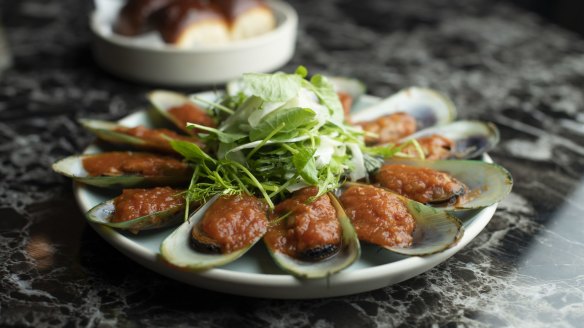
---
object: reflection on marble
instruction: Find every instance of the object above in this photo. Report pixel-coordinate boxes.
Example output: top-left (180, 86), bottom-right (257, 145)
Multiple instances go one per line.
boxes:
top-left (1, 0), bottom-right (584, 326)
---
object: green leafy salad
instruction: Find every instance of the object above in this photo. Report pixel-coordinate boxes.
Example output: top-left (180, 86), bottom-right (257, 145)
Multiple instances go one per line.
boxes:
top-left (170, 67), bottom-right (402, 209)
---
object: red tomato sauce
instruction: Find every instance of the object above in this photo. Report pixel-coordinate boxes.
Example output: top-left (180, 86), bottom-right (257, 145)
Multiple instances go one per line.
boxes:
top-left (264, 187), bottom-right (341, 259)
top-left (115, 125), bottom-right (199, 153)
top-left (82, 152), bottom-right (191, 177)
top-left (376, 164), bottom-right (466, 204)
top-left (112, 187), bottom-right (184, 223)
top-left (340, 184), bottom-right (415, 248)
top-left (358, 113), bottom-right (417, 145)
top-left (196, 194), bottom-right (268, 253)
top-left (168, 103), bottom-right (216, 133)
top-left (400, 134), bottom-right (454, 160)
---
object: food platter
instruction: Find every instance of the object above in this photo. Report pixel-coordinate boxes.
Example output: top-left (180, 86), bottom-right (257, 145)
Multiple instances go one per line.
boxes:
top-left (73, 93), bottom-right (498, 299)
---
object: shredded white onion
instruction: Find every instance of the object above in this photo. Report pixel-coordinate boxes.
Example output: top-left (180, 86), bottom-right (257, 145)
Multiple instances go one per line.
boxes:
top-left (315, 135), bottom-right (343, 168)
top-left (347, 143), bottom-right (366, 181)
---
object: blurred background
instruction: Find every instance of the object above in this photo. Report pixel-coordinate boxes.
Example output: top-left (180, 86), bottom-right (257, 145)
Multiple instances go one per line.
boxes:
top-left (510, 0), bottom-right (584, 35)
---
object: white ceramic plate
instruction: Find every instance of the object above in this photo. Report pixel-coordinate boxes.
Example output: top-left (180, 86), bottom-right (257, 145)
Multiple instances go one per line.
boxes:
top-left (74, 94), bottom-right (497, 299)
top-left (90, 0), bottom-right (298, 86)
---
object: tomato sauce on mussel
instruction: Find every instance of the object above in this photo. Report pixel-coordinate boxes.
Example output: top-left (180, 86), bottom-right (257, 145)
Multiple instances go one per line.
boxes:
top-left (375, 164), bottom-right (467, 205)
top-left (357, 112), bottom-right (417, 145)
top-left (114, 125), bottom-right (199, 153)
top-left (264, 187), bottom-right (342, 261)
top-left (190, 194), bottom-right (268, 254)
top-left (337, 92), bottom-right (353, 120)
top-left (400, 134), bottom-right (454, 160)
top-left (82, 152), bottom-right (191, 177)
top-left (340, 184), bottom-right (415, 248)
top-left (111, 187), bottom-right (185, 223)
top-left (167, 102), bottom-right (216, 133)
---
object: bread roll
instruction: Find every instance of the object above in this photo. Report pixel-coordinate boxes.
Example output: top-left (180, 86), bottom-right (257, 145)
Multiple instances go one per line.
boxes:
top-left (214, 0), bottom-right (276, 40)
top-left (155, 0), bottom-right (230, 47)
top-left (113, 0), bottom-right (275, 46)
top-left (114, 0), bottom-right (177, 36)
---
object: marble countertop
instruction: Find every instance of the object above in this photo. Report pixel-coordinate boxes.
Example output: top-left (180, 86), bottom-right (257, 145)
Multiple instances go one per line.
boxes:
top-left (1, 0), bottom-right (584, 326)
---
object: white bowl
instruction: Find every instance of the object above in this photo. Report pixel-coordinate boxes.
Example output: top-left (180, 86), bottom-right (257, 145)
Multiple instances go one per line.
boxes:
top-left (90, 0), bottom-right (298, 86)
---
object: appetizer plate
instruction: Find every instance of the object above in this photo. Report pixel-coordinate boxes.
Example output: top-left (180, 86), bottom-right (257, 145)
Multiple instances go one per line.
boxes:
top-left (74, 94), bottom-right (497, 299)
top-left (90, 0), bottom-right (297, 86)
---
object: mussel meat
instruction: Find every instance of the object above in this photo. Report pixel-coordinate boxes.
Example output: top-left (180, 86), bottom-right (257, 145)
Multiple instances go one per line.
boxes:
top-left (265, 187), bottom-right (342, 261)
top-left (160, 194), bottom-right (269, 270)
top-left (189, 194), bottom-right (268, 254)
top-left (351, 87), bottom-right (457, 144)
top-left (148, 90), bottom-right (216, 135)
top-left (377, 159), bottom-right (513, 211)
top-left (398, 134), bottom-right (455, 160)
top-left (52, 151), bottom-right (192, 188)
top-left (80, 119), bottom-right (201, 154)
top-left (86, 187), bottom-right (187, 233)
top-left (399, 120), bottom-right (500, 160)
top-left (339, 183), bottom-right (462, 255)
top-left (375, 164), bottom-right (467, 206)
top-left (264, 188), bottom-right (361, 278)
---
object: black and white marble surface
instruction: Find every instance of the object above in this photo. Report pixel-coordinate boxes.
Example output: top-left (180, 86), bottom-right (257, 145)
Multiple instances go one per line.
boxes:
top-left (2, 0), bottom-right (584, 326)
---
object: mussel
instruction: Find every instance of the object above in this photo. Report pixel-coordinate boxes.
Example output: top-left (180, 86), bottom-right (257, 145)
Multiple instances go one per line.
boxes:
top-left (399, 120), bottom-right (500, 160)
top-left (350, 87), bottom-right (457, 143)
top-left (160, 194), bottom-right (269, 270)
top-left (327, 76), bottom-right (366, 102)
top-left (86, 187), bottom-right (187, 233)
top-left (79, 119), bottom-right (201, 154)
top-left (52, 151), bottom-right (192, 188)
top-left (339, 183), bottom-right (463, 255)
top-left (148, 90), bottom-right (217, 135)
top-left (327, 76), bottom-right (366, 117)
top-left (376, 159), bottom-right (513, 211)
top-left (376, 163), bottom-right (466, 205)
top-left (263, 188), bottom-right (361, 279)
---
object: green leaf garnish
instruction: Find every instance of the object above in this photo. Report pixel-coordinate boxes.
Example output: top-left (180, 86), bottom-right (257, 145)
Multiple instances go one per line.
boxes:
top-left (304, 75), bottom-right (344, 125)
top-left (249, 107), bottom-right (316, 141)
top-left (187, 123), bottom-right (246, 143)
top-left (242, 72), bottom-right (303, 102)
top-left (170, 140), bottom-right (215, 164)
top-left (177, 66), bottom-right (377, 208)
top-left (292, 148), bottom-right (319, 185)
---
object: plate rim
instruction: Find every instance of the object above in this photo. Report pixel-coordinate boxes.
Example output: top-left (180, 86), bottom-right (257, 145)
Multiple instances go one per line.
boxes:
top-left (73, 93), bottom-right (498, 299)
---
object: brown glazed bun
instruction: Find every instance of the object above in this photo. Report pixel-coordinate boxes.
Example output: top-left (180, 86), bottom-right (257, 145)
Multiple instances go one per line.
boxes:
top-left (214, 0), bottom-right (276, 40)
top-left (113, 0), bottom-right (275, 46)
top-left (114, 0), bottom-right (178, 36)
top-left (155, 0), bottom-right (231, 47)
